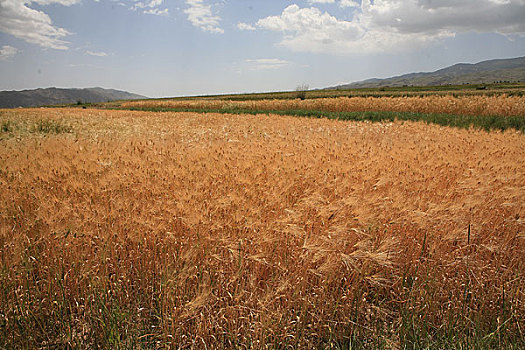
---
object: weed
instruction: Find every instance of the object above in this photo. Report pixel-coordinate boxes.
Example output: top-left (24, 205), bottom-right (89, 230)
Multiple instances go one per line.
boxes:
top-left (1, 120), bottom-right (13, 133)
top-left (33, 119), bottom-right (72, 134)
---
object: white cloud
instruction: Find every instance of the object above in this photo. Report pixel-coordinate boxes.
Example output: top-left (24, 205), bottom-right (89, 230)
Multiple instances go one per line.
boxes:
top-left (131, 0), bottom-right (168, 15)
top-left (245, 58), bottom-right (291, 70)
top-left (184, 0), bottom-right (224, 34)
top-left (339, 0), bottom-right (359, 8)
top-left (238, 22), bottom-right (256, 31)
top-left (308, 0), bottom-right (335, 3)
top-left (0, 45), bottom-right (19, 60)
top-left (255, 1), bottom-right (525, 55)
top-left (144, 7), bottom-right (168, 15)
top-left (0, 0), bottom-right (78, 50)
top-left (147, 0), bottom-right (163, 7)
top-left (256, 5), bottom-right (369, 54)
top-left (86, 50), bottom-right (108, 57)
top-left (132, 0), bottom-right (162, 9)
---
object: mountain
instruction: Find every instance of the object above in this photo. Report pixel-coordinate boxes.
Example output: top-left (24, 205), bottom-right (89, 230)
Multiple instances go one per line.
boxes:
top-left (0, 87), bottom-right (146, 108)
top-left (329, 57), bottom-right (525, 90)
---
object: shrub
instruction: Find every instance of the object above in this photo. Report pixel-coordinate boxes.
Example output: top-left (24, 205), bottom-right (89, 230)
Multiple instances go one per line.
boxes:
top-left (296, 84), bottom-right (309, 100)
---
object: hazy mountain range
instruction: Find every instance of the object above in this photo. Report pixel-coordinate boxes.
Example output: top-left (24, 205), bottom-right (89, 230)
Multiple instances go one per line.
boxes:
top-left (329, 56), bottom-right (525, 89)
top-left (0, 87), bottom-right (146, 108)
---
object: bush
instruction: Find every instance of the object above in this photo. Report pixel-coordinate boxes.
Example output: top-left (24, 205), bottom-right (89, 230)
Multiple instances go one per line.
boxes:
top-left (296, 84), bottom-right (309, 100)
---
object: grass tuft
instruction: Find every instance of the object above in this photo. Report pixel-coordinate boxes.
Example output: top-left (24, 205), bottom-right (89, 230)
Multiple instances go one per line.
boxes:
top-left (33, 119), bottom-right (73, 134)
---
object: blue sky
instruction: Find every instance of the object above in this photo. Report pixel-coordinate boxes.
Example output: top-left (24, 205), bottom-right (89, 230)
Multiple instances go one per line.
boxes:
top-left (1, 0), bottom-right (524, 97)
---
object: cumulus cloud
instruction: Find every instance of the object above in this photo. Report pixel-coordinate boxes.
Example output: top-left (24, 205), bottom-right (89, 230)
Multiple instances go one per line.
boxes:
top-left (0, 0), bottom-right (78, 49)
top-left (0, 45), bottom-right (19, 60)
top-left (256, 5), bottom-right (369, 53)
top-left (238, 22), bottom-right (256, 31)
top-left (245, 58), bottom-right (290, 70)
top-left (184, 0), bottom-right (223, 34)
top-left (255, 1), bottom-right (525, 55)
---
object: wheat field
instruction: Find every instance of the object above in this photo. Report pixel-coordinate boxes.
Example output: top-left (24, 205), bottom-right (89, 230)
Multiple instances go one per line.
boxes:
top-left (121, 94), bottom-right (525, 117)
top-left (0, 108), bottom-right (524, 348)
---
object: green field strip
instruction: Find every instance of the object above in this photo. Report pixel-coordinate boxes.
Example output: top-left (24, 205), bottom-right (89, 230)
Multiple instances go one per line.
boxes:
top-left (120, 107), bottom-right (525, 133)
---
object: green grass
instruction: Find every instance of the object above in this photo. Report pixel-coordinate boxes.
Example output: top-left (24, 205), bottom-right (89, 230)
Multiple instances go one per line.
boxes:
top-left (122, 107), bottom-right (525, 133)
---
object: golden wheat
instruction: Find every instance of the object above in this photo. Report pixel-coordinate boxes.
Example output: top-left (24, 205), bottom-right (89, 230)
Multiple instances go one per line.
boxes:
top-left (0, 108), bottom-right (524, 348)
top-left (121, 94), bottom-right (525, 116)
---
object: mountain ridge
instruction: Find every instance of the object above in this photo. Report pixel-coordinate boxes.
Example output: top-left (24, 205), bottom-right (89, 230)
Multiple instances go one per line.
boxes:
top-left (328, 56), bottom-right (525, 90)
top-left (0, 87), bottom-right (146, 108)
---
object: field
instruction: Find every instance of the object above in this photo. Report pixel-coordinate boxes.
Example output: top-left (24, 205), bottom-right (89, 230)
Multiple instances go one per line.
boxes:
top-left (121, 94), bottom-right (525, 117)
top-left (0, 97), bottom-right (524, 348)
top-left (118, 93), bottom-right (525, 133)
top-left (114, 82), bottom-right (525, 101)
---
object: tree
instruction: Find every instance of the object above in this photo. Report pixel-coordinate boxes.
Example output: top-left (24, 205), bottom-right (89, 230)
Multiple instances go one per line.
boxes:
top-left (295, 84), bottom-right (309, 100)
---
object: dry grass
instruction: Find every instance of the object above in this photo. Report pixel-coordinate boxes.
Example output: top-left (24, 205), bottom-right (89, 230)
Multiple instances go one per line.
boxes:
top-left (0, 108), bottom-right (524, 348)
top-left (121, 94), bottom-right (525, 117)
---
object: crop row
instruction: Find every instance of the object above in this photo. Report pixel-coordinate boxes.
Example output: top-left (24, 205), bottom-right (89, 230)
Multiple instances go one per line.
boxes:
top-left (121, 95), bottom-right (525, 117)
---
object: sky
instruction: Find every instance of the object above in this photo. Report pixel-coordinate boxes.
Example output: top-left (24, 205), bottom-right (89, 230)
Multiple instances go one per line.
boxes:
top-left (1, 0), bottom-right (525, 97)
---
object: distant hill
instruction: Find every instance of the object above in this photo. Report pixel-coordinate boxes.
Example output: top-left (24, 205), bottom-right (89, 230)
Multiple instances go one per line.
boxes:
top-left (0, 87), bottom-right (146, 108)
top-left (329, 57), bottom-right (525, 90)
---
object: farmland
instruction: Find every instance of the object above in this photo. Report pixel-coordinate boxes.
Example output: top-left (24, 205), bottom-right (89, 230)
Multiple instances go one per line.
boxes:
top-left (115, 82), bottom-right (525, 101)
top-left (1, 96), bottom-right (524, 348)
top-left (119, 94), bottom-right (525, 133)
top-left (121, 94), bottom-right (525, 117)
